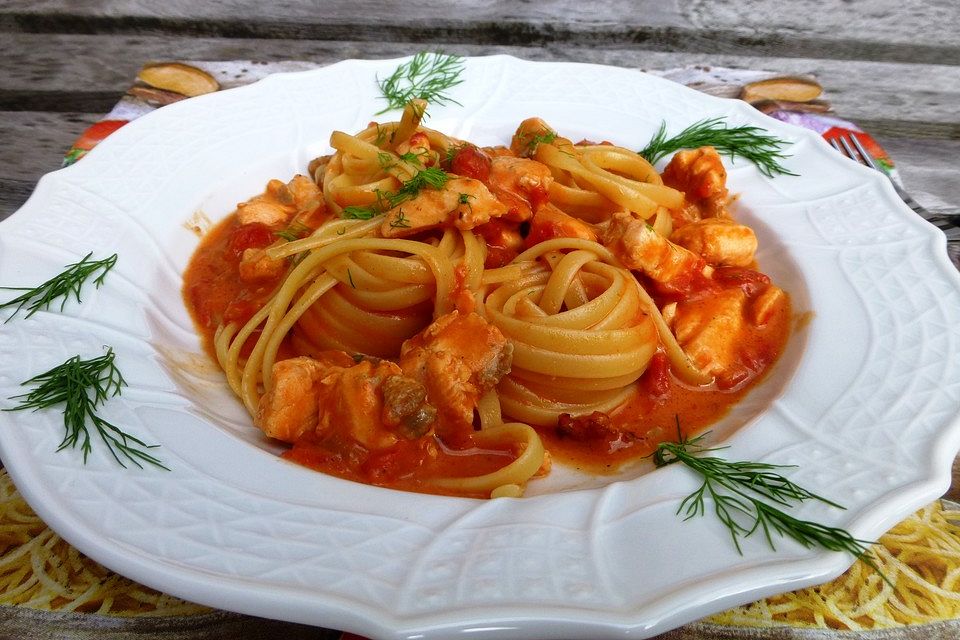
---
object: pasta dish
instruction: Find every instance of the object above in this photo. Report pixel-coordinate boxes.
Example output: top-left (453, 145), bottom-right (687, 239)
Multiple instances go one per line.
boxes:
top-left (183, 100), bottom-right (791, 498)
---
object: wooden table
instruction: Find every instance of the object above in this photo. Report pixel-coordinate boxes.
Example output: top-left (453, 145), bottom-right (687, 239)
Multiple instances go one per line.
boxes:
top-left (0, 0), bottom-right (959, 635)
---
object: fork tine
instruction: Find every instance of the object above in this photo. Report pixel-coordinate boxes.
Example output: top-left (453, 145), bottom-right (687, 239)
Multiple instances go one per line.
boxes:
top-left (849, 133), bottom-right (881, 172)
top-left (837, 135), bottom-right (862, 164)
top-left (828, 130), bottom-right (960, 235)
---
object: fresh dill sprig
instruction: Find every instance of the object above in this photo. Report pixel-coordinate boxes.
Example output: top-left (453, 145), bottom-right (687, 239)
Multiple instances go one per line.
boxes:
top-left (377, 52), bottom-right (465, 114)
top-left (397, 150), bottom-right (428, 166)
top-left (444, 143), bottom-right (468, 164)
top-left (4, 348), bottom-right (167, 470)
top-left (654, 424), bottom-right (883, 578)
top-left (394, 166), bottom-right (450, 197)
top-left (341, 205), bottom-right (379, 220)
top-left (0, 252), bottom-right (118, 323)
top-left (638, 117), bottom-right (796, 178)
top-left (339, 167), bottom-right (451, 221)
top-left (274, 223), bottom-right (310, 242)
top-left (374, 123), bottom-right (389, 146)
top-left (377, 151), bottom-right (395, 169)
top-left (519, 130), bottom-right (557, 157)
top-left (378, 150), bottom-right (428, 172)
top-left (389, 210), bottom-right (412, 229)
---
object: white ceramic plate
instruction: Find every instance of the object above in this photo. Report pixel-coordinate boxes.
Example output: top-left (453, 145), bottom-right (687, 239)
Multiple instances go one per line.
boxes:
top-left (1, 56), bottom-right (959, 640)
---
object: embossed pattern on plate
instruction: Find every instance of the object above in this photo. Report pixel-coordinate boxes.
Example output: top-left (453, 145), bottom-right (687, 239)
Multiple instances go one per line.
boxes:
top-left (0, 56), bottom-right (959, 640)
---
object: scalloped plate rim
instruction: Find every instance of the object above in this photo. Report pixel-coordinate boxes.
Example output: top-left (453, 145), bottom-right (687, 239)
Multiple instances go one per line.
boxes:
top-left (0, 55), bottom-right (958, 640)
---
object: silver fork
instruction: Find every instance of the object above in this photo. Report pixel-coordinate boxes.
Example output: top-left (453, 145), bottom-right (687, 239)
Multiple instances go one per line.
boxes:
top-left (829, 132), bottom-right (960, 266)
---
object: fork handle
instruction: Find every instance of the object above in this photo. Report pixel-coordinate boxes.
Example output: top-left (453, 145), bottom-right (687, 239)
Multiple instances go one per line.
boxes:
top-left (889, 180), bottom-right (960, 226)
top-left (890, 180), bottom-right (933, 218)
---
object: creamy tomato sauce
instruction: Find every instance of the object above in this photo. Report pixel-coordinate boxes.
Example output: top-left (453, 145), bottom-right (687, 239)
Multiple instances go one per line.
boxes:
top-left (184, 212), bottom-right (791, 488)
top-left (182, 117), bottom-right (793, 498)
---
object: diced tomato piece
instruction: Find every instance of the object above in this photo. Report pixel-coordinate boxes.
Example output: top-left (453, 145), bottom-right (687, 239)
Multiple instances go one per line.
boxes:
top-left (450, 263), bottom-right (477, 313)
top-left (407, 132), bottom-right (430, 149)
top-left (362, 441), bottom-right (425, 483)
top-left (73, 120), bottom-right (128, 151)
top-left (527, 184), bottom-right (550, 211)
top-left (639, 351), bottom-right (671, 399)
top-left (474, 219), bottom-right (523, 268)
top-left (712, 267), bottom-right (770, 297)
top-left (450, 145), bottom-right (492, 182)
top-left (644, 261), bottom-right (715, 302)
top-left (557, 411), bottom-right (614, 440)
top-left (283, 444), bottom-right (334, 468)
top-left (524, 204), bottom-right (597, 248)
top-left (229, 223), bottom-right (275, 257)
top-left (362, 447), bottom-right (405, 482)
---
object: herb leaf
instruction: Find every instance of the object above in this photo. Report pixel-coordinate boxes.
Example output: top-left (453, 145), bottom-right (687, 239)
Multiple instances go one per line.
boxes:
top-left (274, 224), bottom-right (309, 242)
top-left (394, 166), bottom-right (450, 198)
top-left (654, 425), bottom-right (883, 577)
top-left (339, 167), bottom-right (451, 221)
top-left (0, 252), bottom-right (118, 323)
top-left (377, 52), bottom-right (465, 114)
top-left (519, 130), bottom-right (557, 157)
top-left (4, 348), bottom-right (167, 470)
top-left (341, 205), bottom-right (379, 220)
top-left (389, 209), bottom-right (412, 229)
top-left (638, 117), bottom-right (796, 178)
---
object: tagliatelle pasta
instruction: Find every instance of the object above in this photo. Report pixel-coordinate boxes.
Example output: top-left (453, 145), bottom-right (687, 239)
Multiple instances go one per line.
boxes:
top-left (709, 501), bottom-right (960, 630)
top-left (182, 101), bottom-right (793, 498)
top-left (0, 469), bottom-right (208, 616)
top-left (4, 458), bottom-right (957, 629)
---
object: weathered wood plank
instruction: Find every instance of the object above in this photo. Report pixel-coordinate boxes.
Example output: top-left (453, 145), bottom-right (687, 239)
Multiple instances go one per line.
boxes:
top-left (0, 111), bottom-right (97, 182)
top-left (0, 179), bottom-right (35, 222)
top-left (1, 33), bottom-right (959, 139)
top-left (0, 0), bottom-right (958, 64)
top-left (878, 137), bottom-right (960, 216)
top-left (0, 90), bottom-right (123, 112)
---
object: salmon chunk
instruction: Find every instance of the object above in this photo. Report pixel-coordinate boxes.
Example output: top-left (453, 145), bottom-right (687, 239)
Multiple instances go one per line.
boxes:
top-left (314, 360), bottom-right (407, 451)
top-left (238, 247), bottom-right (286, 281)
top-left (237, 199), bottom-right (293, 227)
top-left (399, 311), bottom-right (513, 437)
top-left (239, 174), bottom-right (321, 227)
top-left (602, 210), bottom-right (702, 284)
top-left (485, 156), bottom-right (554, 221)
top-left (661, 146), bottom-right (730, 221)
top-left (255, 354), bottom-right (352, 443)
top-left (670, 218), bottom-right (758, 267)
top-left (525, 202), bottom-right (598, 247)
top-left (380, 177), bottom-right (508, 238)
top-left (285, 174), bottom-right (324, 214)
top-left (256, 351), bottom-right (439, 451)
top-left (670, 288), bottom-right (749, 387)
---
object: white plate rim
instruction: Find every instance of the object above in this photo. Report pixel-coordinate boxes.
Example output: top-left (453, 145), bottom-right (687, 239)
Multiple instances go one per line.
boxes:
top-left (0, 55), bottom-right (959, 639)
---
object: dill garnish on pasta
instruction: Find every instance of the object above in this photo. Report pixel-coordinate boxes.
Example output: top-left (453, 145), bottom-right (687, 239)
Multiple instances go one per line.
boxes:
top-left (376, 52), bottom-right (465, 113)
top-left (639, 117), bottom-right (796, 178)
